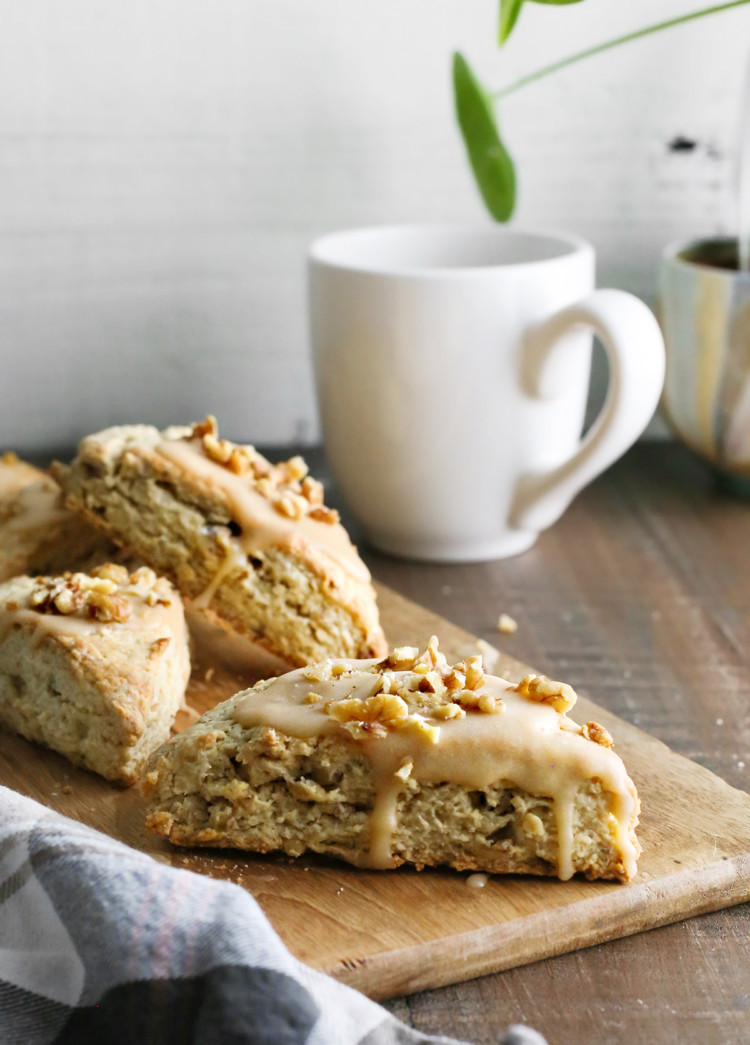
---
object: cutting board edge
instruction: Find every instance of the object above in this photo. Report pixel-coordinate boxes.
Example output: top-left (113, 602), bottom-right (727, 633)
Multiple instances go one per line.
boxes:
top-left (325, 850), bottom-right (750, 1000)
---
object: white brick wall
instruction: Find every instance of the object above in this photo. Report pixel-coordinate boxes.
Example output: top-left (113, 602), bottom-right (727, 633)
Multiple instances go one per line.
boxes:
top-left (0, 0), bottom-right (747, 452)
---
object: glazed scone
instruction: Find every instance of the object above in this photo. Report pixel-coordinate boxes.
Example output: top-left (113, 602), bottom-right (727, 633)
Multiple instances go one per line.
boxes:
top-left (0, 565), bottom-right (191, 784)
top-left (143, 638), bottom-right (640, 881)
top-left (53, 417), bottom-right (386, 667)
top-left (0, 452), bottom-right (116, 582)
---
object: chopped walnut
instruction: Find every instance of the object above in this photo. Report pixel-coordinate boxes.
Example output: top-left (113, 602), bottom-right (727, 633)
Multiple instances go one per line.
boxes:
top-left (514, 674), bottom-right (577, 713)
top-left (277, 455), bottom-right (309, 483)
top-left (400, 715), bottom-right (441, 744)
top-left (454, 689), bottom-right (504, 714)
top-left (308, 506), bottom-right (340, 524)
top-left (581, 721), bottom-right (614, 748)
top-left (128, 566), bottom-right (158, 590)
top-left (432, 702), bottom-right (466, 720)
top-left (443, 667), bottom-right (466, 691)
top-left (191, 415), bottom-right (218, 439)
top-left (329, 694), bottom-right (410, 737)
top-left (188, 417), bottom-right (340, 526)
top-left (203, 434), bottom-right (234, 465)
top-left (383, 646), bottom-right (419, 671)
top-left (301, 476), bottom-right (325, 506)
top-left (302, 660), bottom-right (332, 683)
top-left (317, 637), bottom-right (505, 742)
top-left (477, 692), bottom-right (504, 714)
top-left (255, 477), bottom-right (275, 499)
top-left (90, 563), bottom-right (130, 585)
top-left (87, 590), bottom-right (132, 623)
top-left (417, 670), bottom-right (445, 695)
top-left (20, 565), bottom-right (173, 624)
top-left (225, 448), bottom-right (248, 475)
top-left (274, 492), bottom-right (307, 521)
top-left (413, 635), bottom-right (448, 672)
top-left (28, 575), bottom-right (88, 615)
top-left (463, 656), bottom-right (485, 690)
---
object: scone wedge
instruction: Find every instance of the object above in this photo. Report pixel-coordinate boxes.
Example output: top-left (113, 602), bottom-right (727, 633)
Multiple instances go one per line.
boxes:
top-left (54, 417), bottom-right (386, 667)
top-left (0, 565), bottom-right (190, 784)
top-left (143, 638), bottom-right (640, 881)
top-left (0, 452), bottom-right (116, 582)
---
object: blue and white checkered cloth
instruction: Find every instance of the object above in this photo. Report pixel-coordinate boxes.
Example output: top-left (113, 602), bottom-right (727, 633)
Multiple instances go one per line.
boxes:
top-left (0, 786), bottom-right (547, 1045)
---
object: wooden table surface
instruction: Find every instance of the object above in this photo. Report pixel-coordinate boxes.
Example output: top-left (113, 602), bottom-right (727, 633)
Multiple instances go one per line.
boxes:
top-left (330, 442), bottom-right (750, 1045)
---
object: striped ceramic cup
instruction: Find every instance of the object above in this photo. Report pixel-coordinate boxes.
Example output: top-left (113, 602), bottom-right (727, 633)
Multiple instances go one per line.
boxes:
top-left (661, 238), bottom-right (750, 492)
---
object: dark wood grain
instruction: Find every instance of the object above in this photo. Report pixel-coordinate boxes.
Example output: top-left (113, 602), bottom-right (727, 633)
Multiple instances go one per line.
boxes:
top-left (362, 444), bottom-right (750, 1045)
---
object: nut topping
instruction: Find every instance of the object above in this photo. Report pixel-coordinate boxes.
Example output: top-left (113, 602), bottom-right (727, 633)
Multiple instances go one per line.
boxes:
top-left (314, 637), bottom-right (505, 743)
top-left (514, 674), bottom-right (577, 713)
top-left (188, 416), bottom-right (338, 525)
top-left (581, 721), bottom-right (614, 748)
top-left (17, 565), bottom-right (174, 624)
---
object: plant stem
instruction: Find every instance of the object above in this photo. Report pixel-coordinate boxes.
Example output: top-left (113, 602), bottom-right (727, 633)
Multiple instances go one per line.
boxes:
top-left (494, 0), bottom-right (750, 99)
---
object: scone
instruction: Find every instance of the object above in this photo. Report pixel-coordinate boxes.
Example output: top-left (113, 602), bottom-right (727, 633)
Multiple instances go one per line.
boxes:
top-left (0, 565), bottom-right (190, 784)
top-left (0, 452), bottom-right (116, 582)
top-left (53, 417), bottom-right (386, 667)
top-left (143, 638), bottom-right (640, 881)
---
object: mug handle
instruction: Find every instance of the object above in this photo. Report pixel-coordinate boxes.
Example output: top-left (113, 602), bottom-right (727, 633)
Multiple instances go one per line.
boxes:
top-left (510, 289), bottom-right (665, 533)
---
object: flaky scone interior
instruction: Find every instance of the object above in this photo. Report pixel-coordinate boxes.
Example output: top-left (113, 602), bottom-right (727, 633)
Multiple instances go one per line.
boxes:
top-left (53, 417), bottom-right (386, 667)
top-left (143, 637), bottom-right (640, 881)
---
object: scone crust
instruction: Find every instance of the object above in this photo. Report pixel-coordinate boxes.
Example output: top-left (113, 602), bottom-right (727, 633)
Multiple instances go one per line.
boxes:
top-left (0, 569), bottom-right (191, 784)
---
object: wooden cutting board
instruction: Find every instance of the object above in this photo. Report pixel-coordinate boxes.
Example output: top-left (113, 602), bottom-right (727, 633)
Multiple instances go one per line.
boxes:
top-left (2, 583), bottom-right (750, 1001)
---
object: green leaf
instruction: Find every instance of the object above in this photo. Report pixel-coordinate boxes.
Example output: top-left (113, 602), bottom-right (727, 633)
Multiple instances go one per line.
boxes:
top-left (452, 52), bottom-right (516, 222)
top-left (499, 0), bottom-right (525, 44)
top-left (500, 0), bottom-right (584, 45)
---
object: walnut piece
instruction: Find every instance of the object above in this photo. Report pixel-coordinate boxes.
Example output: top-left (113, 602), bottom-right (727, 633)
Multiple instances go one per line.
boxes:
top-left (308, 506), bottom-right (340, 524)
top-left (87, 590), bottom-right (132, 623)
top-left (191, 415), bottom-right (218, 439)
top-left (514, 674), bottom-right (577, 713)
top-left (90, 563), bottom-right (130, 585)
top-left (581, 721), bottom-right (614, 748)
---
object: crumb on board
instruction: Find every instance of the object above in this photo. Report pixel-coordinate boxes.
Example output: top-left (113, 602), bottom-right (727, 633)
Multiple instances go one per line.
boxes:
top-left (497, 613), bottom-right (518, 635)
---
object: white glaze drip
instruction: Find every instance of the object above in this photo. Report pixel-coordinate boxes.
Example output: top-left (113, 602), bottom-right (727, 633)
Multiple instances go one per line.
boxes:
top-left (156, 439), bottom-right (371, 591)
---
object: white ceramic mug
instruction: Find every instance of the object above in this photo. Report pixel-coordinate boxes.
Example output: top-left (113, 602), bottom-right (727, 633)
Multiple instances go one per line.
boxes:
top-left (309, 225), bottom-right (665, 562)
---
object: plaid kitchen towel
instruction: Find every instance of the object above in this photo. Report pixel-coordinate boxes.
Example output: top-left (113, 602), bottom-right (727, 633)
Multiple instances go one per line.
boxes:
top-left (0, 786), bottom-right (547, 1045)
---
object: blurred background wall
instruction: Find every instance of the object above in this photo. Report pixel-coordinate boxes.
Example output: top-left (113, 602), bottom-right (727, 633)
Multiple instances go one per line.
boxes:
top-left (1, 0), bottom-right (748, 453)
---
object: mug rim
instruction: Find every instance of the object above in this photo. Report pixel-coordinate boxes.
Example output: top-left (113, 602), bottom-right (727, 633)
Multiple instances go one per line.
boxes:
top-left (662, 235), bottom-right (749, 278)
top-left (308, 223), bottom-right (593, 277)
